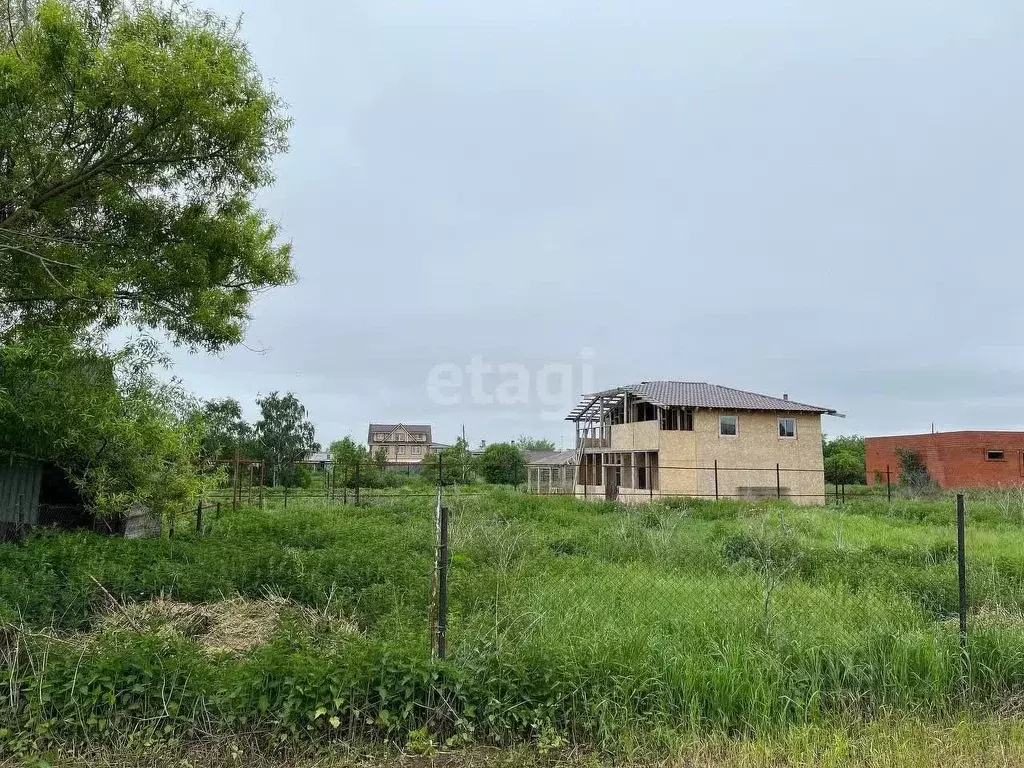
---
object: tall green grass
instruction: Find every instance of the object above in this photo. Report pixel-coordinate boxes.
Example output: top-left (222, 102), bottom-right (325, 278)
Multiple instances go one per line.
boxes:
top-left (2, 489), bottom-right (1024, 756)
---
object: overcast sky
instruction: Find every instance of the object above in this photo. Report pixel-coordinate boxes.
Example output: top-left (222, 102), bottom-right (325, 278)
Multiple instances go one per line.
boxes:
top-left (168, 0), bottom-right (1024, 449)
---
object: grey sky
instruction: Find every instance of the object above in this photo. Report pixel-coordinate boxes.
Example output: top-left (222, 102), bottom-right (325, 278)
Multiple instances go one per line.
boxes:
top-left (170, 0), bottom-right (1024, 448)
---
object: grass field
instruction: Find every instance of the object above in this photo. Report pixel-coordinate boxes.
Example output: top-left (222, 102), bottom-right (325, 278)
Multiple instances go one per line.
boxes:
top-left (2, 488), bottom-right (1024, 762)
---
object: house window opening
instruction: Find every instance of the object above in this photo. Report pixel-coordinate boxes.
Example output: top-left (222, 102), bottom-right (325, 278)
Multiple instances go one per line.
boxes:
top-left (779, 418), bottom-right (796, 438)
top-left (661, 407), bottom-right (694, 431)
top-left (987, 450), bottom-right (1005, 461)
top-left (720, 415), bottom-right (738, 436)
top-left (634, 401), bottom-right (658, 422)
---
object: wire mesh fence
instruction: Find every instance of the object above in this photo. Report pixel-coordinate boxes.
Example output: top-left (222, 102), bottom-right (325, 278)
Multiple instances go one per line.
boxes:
top-left (424, 487), bottom-right (1024, 712)
top-left (197, 456), bottom-right (915, 511)
top-left (4, 449), bottom-right (1024, 716)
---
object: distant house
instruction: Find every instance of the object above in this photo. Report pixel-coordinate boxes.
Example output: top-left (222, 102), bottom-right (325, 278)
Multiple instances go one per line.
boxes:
top-left (305, 450), bottom-right (332, 471)
top-left (525, 450), bottom-right (577, 495)
top-left (567, 381), bottom-right (840, 504)
top-left (367, 423), bottom-right (435, 465)
top-left (866, 431), bottom-right (1024, 489)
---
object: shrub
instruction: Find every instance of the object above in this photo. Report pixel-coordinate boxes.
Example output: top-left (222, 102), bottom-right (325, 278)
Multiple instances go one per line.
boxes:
top-left (477, 443), bottom-right (527, 486)
top-left (897, 448), bottom-right (940, 497)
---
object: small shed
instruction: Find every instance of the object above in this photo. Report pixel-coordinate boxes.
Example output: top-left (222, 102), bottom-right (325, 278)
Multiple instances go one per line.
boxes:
top-left (525, 450), bottom-right (578, 495)
top-left (0, 454), bottom-right (43, 528)
top-left (0, 453), bottom-right (94, 538)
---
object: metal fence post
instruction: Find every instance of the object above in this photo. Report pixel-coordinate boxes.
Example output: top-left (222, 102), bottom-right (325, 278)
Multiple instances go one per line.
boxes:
top-left (841, 482), bottom-right (845, 504)
top-left (714, 460), bottom-right (719, 501)
top-left (354, 462), bottom-right (360, 506)
top-left (776, 463), bottom-right (781, 500)
top-left (957, 493), bottom-right (968, 653)
top-left (196, 501), bottom-right (203, 535)
top-left (886, 465), bottom-right (892, 502)
top-left (436, 504), bottom-right (450, 660)
top-left (169, 509), bottom-right (175, 538)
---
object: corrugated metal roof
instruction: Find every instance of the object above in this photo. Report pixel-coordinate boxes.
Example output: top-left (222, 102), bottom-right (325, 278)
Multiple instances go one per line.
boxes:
top-left (568, 381), bottom-right (838, 420)
top-left (525, 450), bottom-right (578, 465)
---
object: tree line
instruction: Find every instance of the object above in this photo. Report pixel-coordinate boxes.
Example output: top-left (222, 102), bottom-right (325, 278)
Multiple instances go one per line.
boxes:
top-left (327, 437), bottom-right (545, 488)
top-left (199, 394), bottom-right (319, 487)
top-left (199, 389), bottom-right (556, 489)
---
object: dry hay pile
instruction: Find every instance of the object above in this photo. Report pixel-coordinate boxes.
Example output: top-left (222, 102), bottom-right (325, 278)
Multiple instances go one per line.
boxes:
top-left (96, 591), bottom-right (358, 654)
top-left (969, 604), bottom-right (1024, 630)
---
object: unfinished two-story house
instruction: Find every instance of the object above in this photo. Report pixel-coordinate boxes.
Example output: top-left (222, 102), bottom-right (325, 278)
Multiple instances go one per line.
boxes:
top-left (567, 382), bottom-right (840, 505)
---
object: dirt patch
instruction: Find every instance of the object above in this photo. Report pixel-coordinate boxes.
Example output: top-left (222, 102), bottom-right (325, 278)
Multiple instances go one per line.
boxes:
top-left (97, 594), bottom-right (358, 654)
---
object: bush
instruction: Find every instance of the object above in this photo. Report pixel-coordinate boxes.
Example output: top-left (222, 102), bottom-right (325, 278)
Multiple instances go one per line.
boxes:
top-left (897, 448), bottom-right (940, 497)
top-left (477, 443), bottom-right (526, 485)
top-left (822, 435), bottom-right (866, 484)
top-left (280, 463), bottom-right (313, 488)
top-left (825, 452), bottom-right (863, 486)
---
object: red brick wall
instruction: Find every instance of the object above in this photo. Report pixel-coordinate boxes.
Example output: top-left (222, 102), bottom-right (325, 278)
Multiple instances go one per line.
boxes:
top-left (865, 432), bottom-right (1024, 489)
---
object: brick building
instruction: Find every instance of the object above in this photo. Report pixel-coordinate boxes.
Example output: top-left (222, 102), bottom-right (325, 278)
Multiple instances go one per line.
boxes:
top-left (865, 431), bottom-right (1024, 489)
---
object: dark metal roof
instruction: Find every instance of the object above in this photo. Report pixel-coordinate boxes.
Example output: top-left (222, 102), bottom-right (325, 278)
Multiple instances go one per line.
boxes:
top-left (567, 381), bottom-right (839, 420)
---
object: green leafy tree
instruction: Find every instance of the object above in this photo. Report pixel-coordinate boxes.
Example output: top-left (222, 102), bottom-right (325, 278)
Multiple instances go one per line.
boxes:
top-left (824, 452), bottom-right (863, 486)
top-left (328, 436), bottom-right (407, 490)
top-left (0, 332), bottom-right (206, 517)
top-left (0, 0), bottom-right (293, 349)
top-left (0, 0), bottom-right (293, 516)
top-left (329, 436), bottom-right (364, 469)
top-left (478, 442), bottom-right (527, 486)
top-left (373, 446), bottom-right (389, 470)
top-left (423, 437), bottom-right (476, 484)
top-left (199, 397), bottom-right (253, 463)
top-left (821, 434), bottom-right (866, 484)
top-left (517, 436), bottom-right (556, 451)
top-left (254, 391), bottom-right (318, 487)
top-left (330, 436), bottom-right (370, 487)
